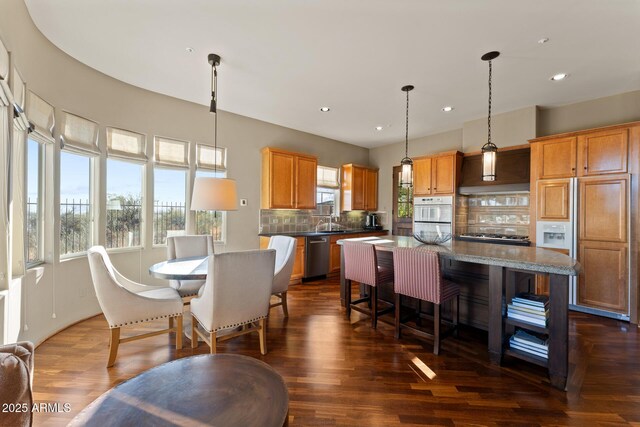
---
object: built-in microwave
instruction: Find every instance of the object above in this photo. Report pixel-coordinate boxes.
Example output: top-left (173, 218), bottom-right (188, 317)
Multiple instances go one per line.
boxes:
top-left (413, 196), bottom-right (453, 223)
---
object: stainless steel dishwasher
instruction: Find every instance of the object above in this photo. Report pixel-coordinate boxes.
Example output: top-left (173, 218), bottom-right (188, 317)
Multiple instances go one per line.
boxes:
top-left (304, 235), bottom-right (330, 278)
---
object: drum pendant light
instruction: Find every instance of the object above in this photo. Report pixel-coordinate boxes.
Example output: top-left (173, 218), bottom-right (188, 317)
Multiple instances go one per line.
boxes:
top-left (481, 51), bottom-right (500, 182)
top-left (398, 85), bottom-right (414, 188)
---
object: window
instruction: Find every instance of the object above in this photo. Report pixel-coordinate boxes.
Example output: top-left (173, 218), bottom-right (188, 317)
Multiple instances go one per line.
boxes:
top-left (194, 170), bottom-right (226, 242)
top-left (153, 168), bottom-right (186, 245)
top-left (397, 186), bottom-right (413, 218)
top-left (59, 151), bottom-right (92, 256)
top-left (316, 166), bottom-right (340, 215)
top-left (26, 138), bottom-right (43, 264)
top-left (106, 159), bottom-right (143, 248)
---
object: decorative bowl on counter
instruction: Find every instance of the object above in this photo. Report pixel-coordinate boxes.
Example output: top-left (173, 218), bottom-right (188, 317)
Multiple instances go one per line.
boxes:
top-left (413, 231), bottom-right (452, 245)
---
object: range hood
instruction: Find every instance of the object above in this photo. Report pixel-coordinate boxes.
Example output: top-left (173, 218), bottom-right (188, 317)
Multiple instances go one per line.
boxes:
top-left (458, 148), bottom-right (531, 195)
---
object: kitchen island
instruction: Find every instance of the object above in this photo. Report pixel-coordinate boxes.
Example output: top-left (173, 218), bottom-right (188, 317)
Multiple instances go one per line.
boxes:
top-left (337, 235), bottom-right (581, 390)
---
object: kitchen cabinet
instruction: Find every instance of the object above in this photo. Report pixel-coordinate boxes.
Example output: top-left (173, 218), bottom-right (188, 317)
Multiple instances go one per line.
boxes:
top-left (577, 128), bottom-right (628, 177)
top-left (578, 175), bottom-right (628, 243)
top-left (259, 236), bottom-right (306, 284)
top-left (261, 147), bottom-right (317, 209)
top-left (578, 240), bottom-right (628, 314)
top-left (413, 151), bottom-right (462, 196)
top-left (341, 164), bottom-right (378, 211)
top-left (537, 179), bottom-right (571, 221)
top-left (535, 129), bottom-right (629, 180)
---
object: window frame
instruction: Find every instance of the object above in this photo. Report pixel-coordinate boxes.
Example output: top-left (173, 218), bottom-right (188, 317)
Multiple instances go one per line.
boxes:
top-left (152, 165), bottom-right (188, 247)
top-left (25, 135), bottom-right (45, 267)
top-left (58, 150), bottom-right (94, 260)
top-left (105, 157), bottom-right (145, 251)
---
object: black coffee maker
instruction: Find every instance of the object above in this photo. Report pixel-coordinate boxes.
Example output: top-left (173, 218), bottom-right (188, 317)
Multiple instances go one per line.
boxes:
top-left (365, 213), bottom-right (381, 230)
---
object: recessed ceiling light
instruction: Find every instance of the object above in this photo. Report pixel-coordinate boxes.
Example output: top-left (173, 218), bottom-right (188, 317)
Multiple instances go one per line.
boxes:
top-left (538, 38), bottom-right (549, 44)
top-left (319, 107), bottom-right (330, 112)
top-left (550, 73), bottom-right (569, 81)
top-left (185, 47), bottom-right (194, 53)
top-left (375, 126), bottom-right (384, 131)
top-left (441, 106), bottom-right (454, 112)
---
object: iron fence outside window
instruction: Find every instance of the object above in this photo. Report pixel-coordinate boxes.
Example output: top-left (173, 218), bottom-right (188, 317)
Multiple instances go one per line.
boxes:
top-left (26, 198), bottom-right (40, 263)
top-left (153, 201), bottom-right (186, 245)
top-left (106, 201), bottom-right (142, 248)
top-left (60, 199), bottom-right (91, 255)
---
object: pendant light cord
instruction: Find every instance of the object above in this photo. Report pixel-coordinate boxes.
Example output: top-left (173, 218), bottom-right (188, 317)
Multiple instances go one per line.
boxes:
top-left (405, 88), bottom-right (409, 157)
top-left (487, 59), bottom-right (492, 145)
top-left (212, 63), bottom-right (218, 174)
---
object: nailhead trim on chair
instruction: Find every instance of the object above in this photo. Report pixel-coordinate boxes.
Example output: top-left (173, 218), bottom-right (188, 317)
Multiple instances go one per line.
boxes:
top-left (191, 315), bottom-right (268, 334)
top-left (109, 312), bottom-right (183, 328)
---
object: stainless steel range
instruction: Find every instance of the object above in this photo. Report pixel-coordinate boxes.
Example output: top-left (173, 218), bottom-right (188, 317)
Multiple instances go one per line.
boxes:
top-left (457, 233), bottom-right (531, 246)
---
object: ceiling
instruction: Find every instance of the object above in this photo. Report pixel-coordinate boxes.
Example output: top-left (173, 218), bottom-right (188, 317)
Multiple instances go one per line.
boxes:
top-left (25, 0), bottom-right (640, 148)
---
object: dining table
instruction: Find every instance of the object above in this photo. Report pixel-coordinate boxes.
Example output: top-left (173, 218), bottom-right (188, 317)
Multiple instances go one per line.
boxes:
top-left (337, 235), bottom-right (581, 390)
top-left (148, 255), bottom-right (208, 281)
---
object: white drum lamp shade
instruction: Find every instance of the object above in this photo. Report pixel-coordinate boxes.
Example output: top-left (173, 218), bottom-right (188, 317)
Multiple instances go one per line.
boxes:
top-left (191, 177), bottom-right (238, 211)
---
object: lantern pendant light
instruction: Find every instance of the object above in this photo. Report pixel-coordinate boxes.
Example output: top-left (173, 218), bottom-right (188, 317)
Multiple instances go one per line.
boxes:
top-left (481, 51), bottom-right (500, 182)
top-left (399, 85), bottom-right (415, 188)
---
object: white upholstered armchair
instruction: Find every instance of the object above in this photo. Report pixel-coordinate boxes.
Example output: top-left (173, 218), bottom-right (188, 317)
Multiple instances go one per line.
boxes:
top-left (190, 249), bottom-right (276, 355)
top-left (167, 235), bottom-right (214, 301)
top-left (87, 246), bottom-right (184, 367)
top-left (268, 235), bottom-right (296, 317)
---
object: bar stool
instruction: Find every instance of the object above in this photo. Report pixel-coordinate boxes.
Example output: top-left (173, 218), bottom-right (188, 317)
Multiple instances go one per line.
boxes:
top-left (392, 247), bottom-right (459, 355)
top-left (343, 241), bottom-right (394, 329)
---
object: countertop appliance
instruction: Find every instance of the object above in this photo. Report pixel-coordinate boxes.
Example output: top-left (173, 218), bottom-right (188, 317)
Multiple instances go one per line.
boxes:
top-left (304, 235), bottom-right (330, 279)
top-left (413, 196), bottom-right (453, 235)
top-left (457, 233), bottom-right (531, 246)
top-left (536, 176), bottom-right (630, 320)
top-left (365, 213), bottom-right (382, 230)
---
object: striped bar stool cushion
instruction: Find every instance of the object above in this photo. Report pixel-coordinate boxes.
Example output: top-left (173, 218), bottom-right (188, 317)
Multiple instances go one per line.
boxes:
top-left (343, 241), bottom-right (391, 287)
top-left (392, 247), bottom-right (459, 304)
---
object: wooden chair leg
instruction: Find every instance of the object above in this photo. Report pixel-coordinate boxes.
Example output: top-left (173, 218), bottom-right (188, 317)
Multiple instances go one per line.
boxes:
top-left (175, 315), bottom-right (183, 350)
top-left (169, 317), bottom-right (174, 329)
top-left (190, 313), bottom-right (198, 349)
top-left (371, 286), bottom-right (378, 329)
top-left (107, 327), bottom-right (120, 368)
top-left (259, 318), bottom-right (267, 355)
top-left (394, 293), bottom-right (401, 339)
top-left (209, 332), bottom-right (217, 354)
top-left (433, 303), bottom-right (441, 355)
top-left (345, 279), bottom-right (352, 319)
top-left (281, 291), bottom-right (289, 318)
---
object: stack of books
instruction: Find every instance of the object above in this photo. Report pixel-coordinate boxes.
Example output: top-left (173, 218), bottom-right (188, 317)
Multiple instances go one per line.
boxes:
top-left (509, 329), bottom-right (548, 359)
top-left (507, 293), bottom-right (549, 327)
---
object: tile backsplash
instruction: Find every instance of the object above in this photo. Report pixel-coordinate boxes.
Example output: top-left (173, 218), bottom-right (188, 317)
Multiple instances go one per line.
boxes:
top-left (259, 208), bottom-right (368, 234)
top-left (456, 193), bottom-right (530, 237)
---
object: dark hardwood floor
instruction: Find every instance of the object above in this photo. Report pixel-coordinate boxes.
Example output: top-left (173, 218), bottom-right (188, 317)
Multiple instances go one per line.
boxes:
top-left (32, 277), bottom-right (640, 426)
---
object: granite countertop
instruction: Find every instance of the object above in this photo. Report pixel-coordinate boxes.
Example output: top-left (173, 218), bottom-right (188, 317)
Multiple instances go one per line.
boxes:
top-left (258, 229), bottom-right (388, 238)
top-left (337, 235), bottom-right (580, 276)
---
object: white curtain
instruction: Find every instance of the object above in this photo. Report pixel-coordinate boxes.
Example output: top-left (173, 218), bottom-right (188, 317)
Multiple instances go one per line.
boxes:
top-left (10, 128), bottom-right (25, 277)
top-left (196, 143), bottom-right (226, 172)
top-left (154, 136), bottom-right (189, 168)
top-left (59, 111), bottom-right (100, 156)
top-left (106, 127), bottom-right (147, 163)
top-left (0, 103), bottom-right (10, 289)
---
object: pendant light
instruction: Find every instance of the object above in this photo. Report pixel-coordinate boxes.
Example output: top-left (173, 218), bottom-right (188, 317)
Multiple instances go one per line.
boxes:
top-left (398, 85), bottom-right (414, 188)
top-left (481, 51), bottom-right (499, 182)
top-left (191, 54), bottom-right (238, 250)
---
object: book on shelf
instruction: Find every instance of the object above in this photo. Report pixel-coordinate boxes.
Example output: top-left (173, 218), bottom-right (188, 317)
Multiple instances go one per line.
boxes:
top-left (507, 304), bottom-right (549, 317)
top-left (507, 312), bottom-right (547, 327)
top-left (513, 293), bottom-right (549, 307)
top-left (509, 340), bottom-right (548, 359)
top-left (512, 330), bottom-right (549, 352)
top-left (510, 301), bottom-right (548, 312)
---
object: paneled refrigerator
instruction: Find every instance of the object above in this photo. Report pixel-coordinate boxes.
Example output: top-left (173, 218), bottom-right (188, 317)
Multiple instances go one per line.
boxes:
top-left (536, 174), bottom-right (630, 320)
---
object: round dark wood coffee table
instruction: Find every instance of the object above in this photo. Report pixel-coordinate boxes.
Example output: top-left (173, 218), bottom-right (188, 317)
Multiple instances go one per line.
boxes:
top-left (69, 354), bottom-right (289, 427)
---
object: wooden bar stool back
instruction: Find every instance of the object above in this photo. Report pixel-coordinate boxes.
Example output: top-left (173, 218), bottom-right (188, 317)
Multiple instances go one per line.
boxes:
top-left (392, 247), bottom-right (460, 354)
top-left (343, 241), bottom-right (394, 328)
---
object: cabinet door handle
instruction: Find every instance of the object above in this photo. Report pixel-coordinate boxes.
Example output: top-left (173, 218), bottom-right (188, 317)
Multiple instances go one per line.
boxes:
top-left (584, 166), bottom-right (587, 170)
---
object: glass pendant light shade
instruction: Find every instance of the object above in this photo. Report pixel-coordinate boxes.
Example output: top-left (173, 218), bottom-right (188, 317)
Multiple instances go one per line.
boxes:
top-left (481, 142), bottom-right (497, 181)
top-left (399, 157), bottom-right (413, 188)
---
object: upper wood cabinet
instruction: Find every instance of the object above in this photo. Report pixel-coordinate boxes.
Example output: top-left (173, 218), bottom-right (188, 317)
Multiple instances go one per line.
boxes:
top-left (261, 147), bottom-right (317, 209)
top-left (537, 137), bottom-right (577, 179)
top-left (341, 164), bottom-right (378, 211)
top-left (533, 128), bottom-right (629, 180)
top-left (537, 179), bottom-right (571, 221)
top-left (577, 128), bottom-right (628, 177)
top-left (413, 151), bottom-right (462, 196)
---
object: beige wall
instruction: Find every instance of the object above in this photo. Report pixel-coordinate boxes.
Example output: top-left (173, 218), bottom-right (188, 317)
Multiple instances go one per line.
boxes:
top-left (0, 0), bottom-right (368, 345)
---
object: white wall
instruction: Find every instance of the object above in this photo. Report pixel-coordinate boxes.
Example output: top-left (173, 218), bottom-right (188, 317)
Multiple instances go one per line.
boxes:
top-left (0, 0), bottom-right (369, 346)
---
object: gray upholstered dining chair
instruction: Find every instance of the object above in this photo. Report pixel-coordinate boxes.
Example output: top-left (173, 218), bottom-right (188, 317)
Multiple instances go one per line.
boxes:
top-left (87, 246), bottom-right (184, 367)
top-left (190, 249), bottom-right (276, 355)
top-left (268, 235), bottom-right (297, 317)
top-left (0, 341), bottom-right (34, 427)
top-left (167, 235), bottom-right (214, 302)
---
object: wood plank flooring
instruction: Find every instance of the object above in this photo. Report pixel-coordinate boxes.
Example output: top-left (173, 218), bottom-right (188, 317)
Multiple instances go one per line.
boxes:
top-left (30, 277), bottom-right (640, 426)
